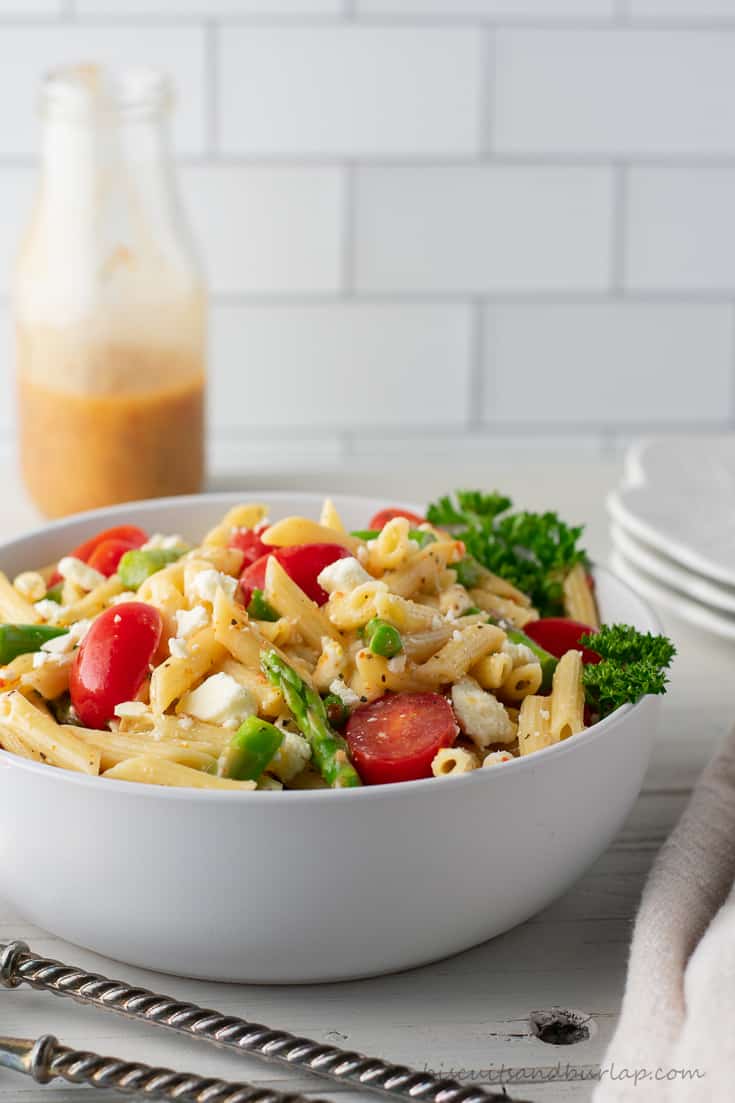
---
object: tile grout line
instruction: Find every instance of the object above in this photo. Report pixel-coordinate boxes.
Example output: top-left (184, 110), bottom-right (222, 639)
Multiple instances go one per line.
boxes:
top-left (205, 20), bottom-right (219, 159)
top-left (611, 162), bottom-right (628, 295)
top-left (341, 163), bottom-right (357, 297)
top-left (482, 26), bottom-right (496, 156)
top-left (470, 300), bottom-right (489, 430)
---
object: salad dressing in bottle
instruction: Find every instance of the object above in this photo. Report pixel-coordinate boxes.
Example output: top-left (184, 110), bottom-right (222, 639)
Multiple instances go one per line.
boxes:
top-left (14, 65), bottom-right (206, 518)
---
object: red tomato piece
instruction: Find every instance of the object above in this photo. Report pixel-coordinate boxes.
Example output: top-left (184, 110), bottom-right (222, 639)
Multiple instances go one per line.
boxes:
top-left (368, 507), bottom-right (425, 531)
top-left (70, 603), bottom-right (163, 730)
top-left (346, 692), bottom-right (458, 785)
top-left (86, 537), bottom-right (138, 577)
top-left (524, 618), bottom-right (601, 665)
top-left (228, 524), bottom-right (269, 568)
top-left (50, 525), bottom-right (149, 586)
top-left (240, 543), bottom-right (350, 607)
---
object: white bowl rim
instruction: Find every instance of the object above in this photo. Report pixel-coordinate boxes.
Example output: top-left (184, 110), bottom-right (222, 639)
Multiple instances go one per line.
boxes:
top-left (0, 490), bottom-right (661, 805)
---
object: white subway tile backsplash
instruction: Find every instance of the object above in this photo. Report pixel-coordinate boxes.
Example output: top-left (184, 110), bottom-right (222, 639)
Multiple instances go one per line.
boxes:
top-left (629, 1), bottom-right (735, 18)
top-left (0, 26), bottom-right (206, 156)
top-left (355, 165), bottom-right (613, 292)
top-left (0, 168), bottom-right (35, 295)
top-left (626, 168), bottom-right (735, 291)
top-left (181, 165), bottom-right (344, 295)
top-left (76, 1), bottom-right (344, 14)
top-left (494, 30), bottom-right (735, 155)
top-left (210, 302), bottom-right (472, 429)
top-left (356, 0), bottom-right (614, 17)
top-left (218, 26), bottom-right (483, 155)
top-left (485, 304), bottom-right (733, 424)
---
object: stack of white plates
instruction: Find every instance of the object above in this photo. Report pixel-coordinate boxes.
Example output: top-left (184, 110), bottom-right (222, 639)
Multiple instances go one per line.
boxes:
top-left (608, 436), bottom-right (735, 641)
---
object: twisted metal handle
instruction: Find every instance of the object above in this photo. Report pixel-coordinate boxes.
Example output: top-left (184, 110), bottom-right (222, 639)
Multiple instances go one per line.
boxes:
top-left (0, 1032), bottom-right (332, 1102)
top-left (0, 940), bottom-right (527, 1103)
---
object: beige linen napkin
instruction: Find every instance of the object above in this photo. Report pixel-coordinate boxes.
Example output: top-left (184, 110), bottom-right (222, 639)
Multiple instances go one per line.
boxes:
top-left (594, 725), bottom-right (735, 1103)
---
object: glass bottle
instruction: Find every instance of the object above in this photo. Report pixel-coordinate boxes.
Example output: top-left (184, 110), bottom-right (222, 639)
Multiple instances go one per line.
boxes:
top-left (14, 64), bottom-right (206, 518)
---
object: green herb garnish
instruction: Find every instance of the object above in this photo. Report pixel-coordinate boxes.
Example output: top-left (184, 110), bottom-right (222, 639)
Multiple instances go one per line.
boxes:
top-left (580, 623), bottom-right (676, 718)
top-left (427, 490), bottom-right (587, 617)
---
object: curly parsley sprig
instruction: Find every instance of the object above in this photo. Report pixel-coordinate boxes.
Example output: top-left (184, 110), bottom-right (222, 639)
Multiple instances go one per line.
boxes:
top-left (580, 624), bottom-right (676, 719)
top-left (426, 490), bottom-right (588, 617)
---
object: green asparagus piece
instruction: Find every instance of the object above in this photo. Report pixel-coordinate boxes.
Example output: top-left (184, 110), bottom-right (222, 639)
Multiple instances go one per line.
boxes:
top-left (323, 693), bottom-right (350, 727)
top-left (247, 588), bottom-right (279, 622)
top-left (453, 556), bottom-right (483, 589)
top-left (0, 624), bottom-right (68, 665)
top-left (261, 650), bottom-right (362, 788)
top-left (217, 716), bottom-right (283, 781)
top-left (350, 528), bottom-right (437, 549)
top-left (505, 626), bottom-right (557, 691)
top-left (44, 582), bottom-right (64, 604)
top-left (364, 617), bottom-right (403, 659)
top-left (118, 547), bottom-right (183, 590)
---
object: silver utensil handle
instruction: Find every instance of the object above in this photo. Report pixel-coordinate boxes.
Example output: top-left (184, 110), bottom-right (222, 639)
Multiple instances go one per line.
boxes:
top-left (0, 1031), bottom-right (331, 1102)
top-left (0, 940), bottom-right (527, 1103)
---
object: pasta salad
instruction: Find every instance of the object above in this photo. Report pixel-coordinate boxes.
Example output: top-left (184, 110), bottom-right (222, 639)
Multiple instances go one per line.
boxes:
top-left (0, 494), bottom-right (675, 791)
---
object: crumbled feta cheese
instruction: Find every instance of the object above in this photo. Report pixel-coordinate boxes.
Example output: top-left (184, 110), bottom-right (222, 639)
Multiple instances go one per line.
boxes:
top-left (175, 604), bottom-right (210, 639)
top-left (34, 599), bottom-right (64, 623)
top-left (502, 639), bottom-right (537, 667)
top-left (329, 678), bottom-right (361, 709)
top-left (268, 730), bottom-right (312, 782)
top-left (178, 673), bottom-right (257, 730)
top-left (142, 533), bottom-right (189, 553)
top-left (317, 556), bottom-right (373, 595)
top-left (177, 715), bottom-right (194, 730)
top-left (452, 629), bottom-right (463, 642)
top-left (40, 619), bottom-right (90, 655)
top-left (451, 675), bottom-right (516, 749)
top-left (169, 637), bottom-right (189, 660)
top-left (111, 591), bottom-right (138, 605)
top-left (114, 701), bottom-right (149, 718)
top-left (387, 653), bottom-right (407, 674)
top-left (58, 556), bottom-right (105, 592)
top-left (32, 651), bottom-right (54, 668)
top-left (191, 569), bottom-right (238, 606)
top-left (482, 750), bottom-right (514, 768)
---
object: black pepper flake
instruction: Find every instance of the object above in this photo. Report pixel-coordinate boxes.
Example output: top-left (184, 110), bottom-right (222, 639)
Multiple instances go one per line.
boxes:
top-left (360, 695), bottom-right (368, 703)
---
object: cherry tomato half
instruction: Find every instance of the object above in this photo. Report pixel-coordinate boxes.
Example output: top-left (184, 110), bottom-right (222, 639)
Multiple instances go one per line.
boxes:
top-left (346, 692), bottom-right (458, 785)
top-left (228, 524), bottom-right (269, 569)
top-left (240, 543), bottom-right (350, 607)
top-left (368, 507), bottom-right (425, 531)
top-left (50, 525), bottom-right (149, 586)
top-left (86, 537), bottom-right (139, 577)
top-left (70, 603), bottom-right (163, 730)
top-left (524, 618), bottom-right (601, 665)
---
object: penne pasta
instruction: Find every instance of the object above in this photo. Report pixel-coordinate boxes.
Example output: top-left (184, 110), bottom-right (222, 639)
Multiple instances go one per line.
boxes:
top-left (261, 517), bottom-right (358, 554)
top-left (550, 649), bottom-right (586, 742)
top-left (150, 626), bottom-right (226, 714)
top-left (517, 695), bottom-right (556, 756)
top-left (0, 691), bottom-right (100, 774)
top-left (0, 570), bottom-right (42, 624)
top-left (203, 503), bottom-right (268, 547)
top-left (265, 556), bottom-right (340, 648)
top-left (57, 575), bottom-right (124, 626)
top-left (104, 755), bottom-right (256, 790)
top-left (414, 624), bottom-right (505, 687)
top-left (563, 562), bottom-right (600, 630)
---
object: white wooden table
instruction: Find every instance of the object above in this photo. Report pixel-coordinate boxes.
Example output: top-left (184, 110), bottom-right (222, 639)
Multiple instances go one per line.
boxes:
top-left (0, 460), bottom-right (726, 1102)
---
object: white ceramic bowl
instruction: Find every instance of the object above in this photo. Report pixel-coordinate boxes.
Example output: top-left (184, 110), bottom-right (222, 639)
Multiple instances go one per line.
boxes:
top-left (0, 492), bottom-right (660, 983)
